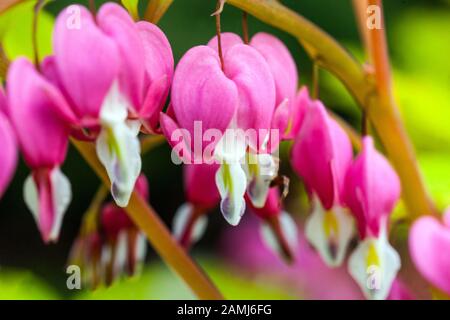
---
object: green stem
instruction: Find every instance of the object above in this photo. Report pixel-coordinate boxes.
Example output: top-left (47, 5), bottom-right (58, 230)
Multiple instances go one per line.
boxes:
top-left (144, 0), bottom-right (174, 24)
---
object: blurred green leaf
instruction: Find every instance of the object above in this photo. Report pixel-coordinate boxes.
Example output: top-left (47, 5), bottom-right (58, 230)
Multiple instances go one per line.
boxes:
top-left (419, 153), bottom-right (450, 210)
top-left (0, 1), bottom-right (54, 62)
top-left (121, 0), bottom-right (139, 20)
top-left (76, 258), bottom-right (295, 300)
top-left (0, 268), bottom-right (59, 299)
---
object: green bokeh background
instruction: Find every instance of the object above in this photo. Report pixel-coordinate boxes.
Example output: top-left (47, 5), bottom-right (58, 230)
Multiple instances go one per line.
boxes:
top-left (0, 0), bottom-right (448, 299)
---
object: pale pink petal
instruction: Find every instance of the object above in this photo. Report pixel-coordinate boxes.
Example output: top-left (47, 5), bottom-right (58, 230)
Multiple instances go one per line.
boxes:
top-left (207, 32), bottom-right (243, 54)
top-left (409, 216), bottom-right (450, 295)
top-left (136, 21), bottom-right (174, 130)
top-left (159, 112), bottom-right (193, 164)
top-left (224, 44), bottom-right (276, 150)
top-left (97, 3), bottom-right (145, 108)
top-left (250, 32), bottom-right (298, 106)
top-left (171, 45), bottom-right (237, 141)
top-left (53, 5), bottom-right (120, 121)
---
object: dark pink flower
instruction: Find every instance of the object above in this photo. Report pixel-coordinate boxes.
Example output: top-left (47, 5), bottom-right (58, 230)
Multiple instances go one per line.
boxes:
top-left (7, 58), bottom-right (71, 243)
top-left (409, 208), bottom-right (450, 296)
top-left (344, 137), bottom-right (401, 300)
top-left (291, 100), bottom-right (354, 267)
top-left (0, 87), bottom-right (17, 199)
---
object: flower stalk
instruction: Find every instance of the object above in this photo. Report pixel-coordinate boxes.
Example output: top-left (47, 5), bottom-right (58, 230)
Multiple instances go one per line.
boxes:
top-left (144, 0), bottom-right (174, 24)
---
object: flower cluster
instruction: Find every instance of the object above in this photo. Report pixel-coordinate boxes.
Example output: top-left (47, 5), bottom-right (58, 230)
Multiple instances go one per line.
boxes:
top-left (0, 1), bottom-right (446, 300)
top-left (0, 3), bottom-right (173, 243)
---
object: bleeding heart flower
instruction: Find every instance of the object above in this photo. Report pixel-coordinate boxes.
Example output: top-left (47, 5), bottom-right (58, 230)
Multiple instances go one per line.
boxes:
top-left (49, 3), bottom-right (172, 208)
top-left (0, 87), bottom-right (17, 199)
top-left (208, 32), bottom-right (309, 209)
top-left (409, 208), bottom-right (450, 296)
top-left (246, 187), bottom-right (298, 262)
top-left (161, 34), bottom-right (276, 226)
top-left (74, 174), bottom-right (149, 287)
top-left (173, 163), bottom-right (220, 248)
top-left (6, 58), bottom-right (71, 243)
top-left (291, 100), bottom-right (354, 267)
top-left (344, 136), bottom-right (401, 300)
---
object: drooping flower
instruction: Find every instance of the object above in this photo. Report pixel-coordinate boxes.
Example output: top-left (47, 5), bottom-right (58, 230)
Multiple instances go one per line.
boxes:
top-left (222, 214), bottom-right (415, 300)
top-left (100, 174), bottom-right (149, 285)
top-left (409, 208), bottom-right (450, 296)
top-left (172, 163), bottom-right (220, 248)
top-left (0, 87), bottom-right (17, 199)
top-left (47, 3), bottom-right (173, 207)
top-left (344, 136), bottom-right (401, 300)
top-left (208, 32), bottom-right (310, 208)
top-left (161, 35), bottom-right (276, 226)
top-left (69, 174), bottom-right (149, 288)
top-left (290, 100), bottom-right (354, 267)
top-left (246, 187), bottom-right (298, 262)
top-left (6, 58), bottom-right (71, 243)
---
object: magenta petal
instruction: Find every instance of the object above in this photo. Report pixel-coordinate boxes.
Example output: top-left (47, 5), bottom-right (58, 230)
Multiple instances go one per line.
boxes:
top-left (387, 279), bottom-right (415, 300)
top-left (41, 56), bottom-right (79, 125)
top-left (207, 32), bottom-right (243, 54)
top-left (443, 208), bottom-right (450, 228)
top-left (33, 169), bottom-right (55, 242)
top-left (53, 5), bottom-right (120, 121)
top-left (250, 32), bottom-right (298, 106)
top-left (291, 101), bottom-right (352, 209)
top-left (171, 45), bottom-right (237, 138)
top-left (286, 86), bottom-right (311, 139)
top-left (7, 58), bottom-right (69, 168)
top-left (224, 44), bottom-right (276, 150)
top-left (344, 136), bottom-right (400, 237)
top-left (97, 3), bottom-right (145, 109)
top-left (136, 21), bottom-right (173, 114)
top-left (135, 174), bottom-right (150, 201)
top-left (0, 86), bottom-right (7, 115)
top-left (160, 112), bottom-right (193, 164)
top-left (0, 112), bottom-right (17, 198)
top-left (247, 187), bottom-right (281, 219)
top-left (101, 202), bottom-right (133, 239)
top-left (184, 163), bottom-right (220, 209)
top-left (409, 216), bottom-right (450, 295)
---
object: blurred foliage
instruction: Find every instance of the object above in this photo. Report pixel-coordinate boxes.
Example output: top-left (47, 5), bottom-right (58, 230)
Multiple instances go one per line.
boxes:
top-left (0, 0), bottom-right (448, 299)
top-left (0, 1), bottom-right (54, 65)
top-left (0, 268), bottom-right (59, 299)
top-left (0, 260), bottom-right (293, 300)
top-left (77, 259), bottom-right (294, 299)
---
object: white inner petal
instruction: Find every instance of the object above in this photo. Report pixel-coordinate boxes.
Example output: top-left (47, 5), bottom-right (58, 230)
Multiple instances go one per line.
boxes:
top-left (96, 82), bottom-right (142, 208)
top-left (260, 211), bottom-right (298, 258)
top-left (245, 152), bottom-right (279, 208)
top-left (215, 162), bottom-right (247, 226)
top-left (49, 168), bottom-right (72, 241)
top-left (348, 231), bottom-right (401, 300)
top-left (23, 168), bottom-right (72, 242)
top-left (24, 173), bottom-right (39, 225)
top-left (172, 203), bottom-right (208, 245)
top-left (214, 130), bottom-right (248, 226)
top-left (305, 195), bottom-right (354, 267)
